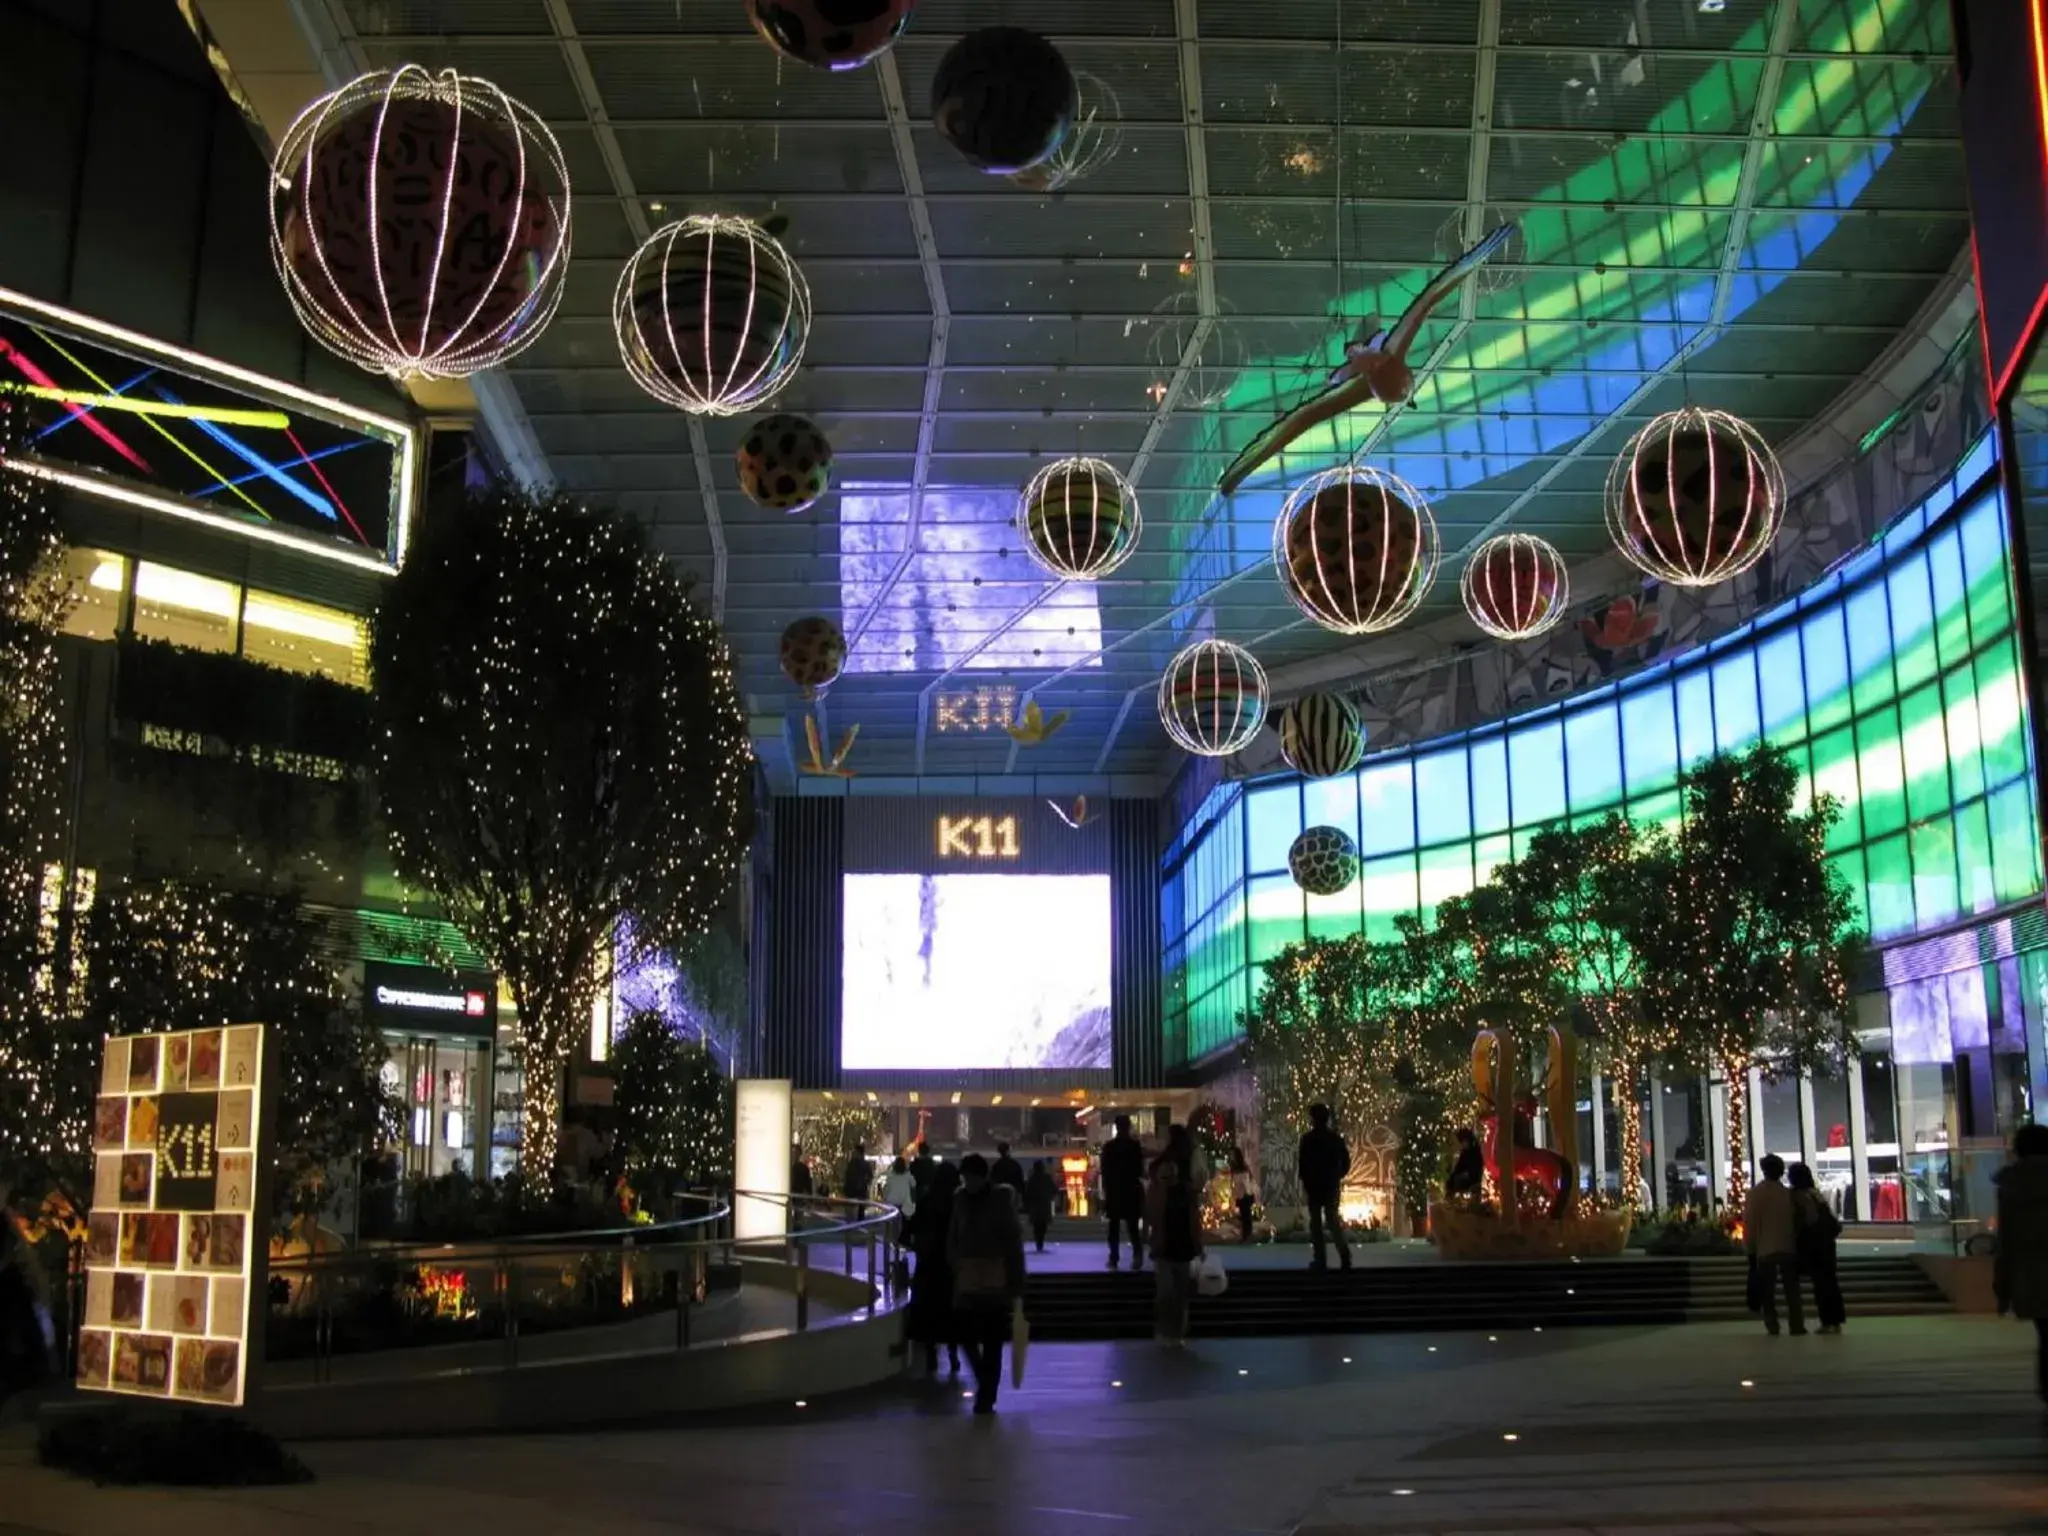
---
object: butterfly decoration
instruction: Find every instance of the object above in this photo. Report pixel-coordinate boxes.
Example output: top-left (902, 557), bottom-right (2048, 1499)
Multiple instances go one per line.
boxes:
top-left (1217, 224), bottom-right (1518, 495)
top-left (800, 714), bottom-right (860, 777)
top-left (1003, 698), bottom-right (1071, 747)
top-left (1048, 795), bottom-right (1099, 830)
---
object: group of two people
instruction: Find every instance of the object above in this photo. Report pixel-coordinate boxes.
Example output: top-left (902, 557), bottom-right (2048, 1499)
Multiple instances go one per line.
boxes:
top-left (1099, 1116), bottom-right (1215, 1344)
top-left (899, 1150), bottom-right (1026, 1413)
top-left (1742, 1154), bottom-right (1849, 1335)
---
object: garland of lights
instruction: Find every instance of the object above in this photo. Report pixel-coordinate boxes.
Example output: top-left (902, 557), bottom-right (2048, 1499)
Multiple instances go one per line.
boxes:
top-left (269, 66), bottom-right (572, 379)
top-left (1017, 456), bottom-right (1141, 580)
top-left (614, 215), bottom-right (811, 417)
top-left (1460, 532), bottom-right (1569, 641)
top-left (1273, 466), bottom-right (1441, 635)
top-left (1158, 638), bottom-right (1268, 758)
top-left (1604, 407), bottom-right (1785, 588)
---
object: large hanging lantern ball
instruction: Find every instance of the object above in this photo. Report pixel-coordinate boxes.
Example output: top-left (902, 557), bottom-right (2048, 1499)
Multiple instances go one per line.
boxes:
top-left (1018, 457), bottom-right (1140, 580)
top-left (931, 27), bottom-right (1078, 175)
top-left (615, 215), bottom-right (811, 416)
top-left (1288, 825), bottom-right (1360, 897)
top-left (269, 66), bottom-right (571, 379)
top-left (1605, 406), bottom-right (1785, 587)
top-left (1276, 693), bottom-right (1365, 780)
top-left (744, 0), bottom-right (916, 71)
top-left (1461, 532), bottom-right (1570, 642)
top-left (1274, 466), bottom-right (1441, 635)
top-left (779, 616), bottom-right (846, 698)
top-left (1158, 639), bottom-right (1268, 759)
top-left (738, 414), bottom-right (833, 513)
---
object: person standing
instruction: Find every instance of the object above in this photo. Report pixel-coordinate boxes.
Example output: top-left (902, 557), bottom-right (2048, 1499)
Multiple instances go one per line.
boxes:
top-left (909, 1140), bottom-right (937, 1199)
top-left (881, 1153), bottom-right (917, 1217)
top-left (1147, 1158), bottom-right (1203, 1345)
top-left (1024, 1159), bottom-right (1057, 1253)
top-left (1744, 1154), bottom-right (1806, 1336)
top-left (1100, 1116), bottom-right (1146, 1271)
top-left (949, 1154), bottom-right (1026, 1414)
top-left (991, 1142), bottom-right (1026, 1200)
top-left (1229, 1147), bottom-right (1256, 1243)
top-left (1994, 1122), bottom-right (2048, 1401)
top-left (1298, 1104), bottom-right (1352, 1272)
top-left (1787, 1161), bottom-right (1845, 1334)
top-left (909, 1161), bottom-right (961, 1376)
top-left (843, 1142), bottom-right (874, 1205)
top-left (1445, 1127), bottom-right (1485, 1198)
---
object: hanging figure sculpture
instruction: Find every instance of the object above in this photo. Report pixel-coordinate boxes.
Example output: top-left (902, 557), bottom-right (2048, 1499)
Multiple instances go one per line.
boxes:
top-left (1217, 223), bottom-right (1519, 496)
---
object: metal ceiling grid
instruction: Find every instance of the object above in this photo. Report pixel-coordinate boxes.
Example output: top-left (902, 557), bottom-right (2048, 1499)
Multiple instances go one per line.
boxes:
top-left (312, 0), bottom-right (1966, 787)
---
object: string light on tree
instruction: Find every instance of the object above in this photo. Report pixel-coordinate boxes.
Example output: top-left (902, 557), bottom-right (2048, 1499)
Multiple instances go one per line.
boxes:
top-left (1460, 533), bottom-right (1569, 641)
top-left (1605, 407), bottom-right (1785, 587)
top-left (1273, 466), bottom-right (1440, 635)
top-left (268, 66), bottom-right (572, 379)
top-left (1159, 639), bottom-right (1267, 758)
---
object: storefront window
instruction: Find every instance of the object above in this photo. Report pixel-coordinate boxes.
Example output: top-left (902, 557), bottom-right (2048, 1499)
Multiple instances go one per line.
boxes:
top-left (1860, 1042), bottom-right (1906, 1221)
top-left (131, 561), bottom-right (237, 653)
top-left (1659, 1077), bottom-right (1709, 1213)
top-left (1756, 1072), bottom-right (1803, 1175)
top-left (60, 547), bottom-right (125, 639)
top-left (1810, 1069), bottom-right (1853, 1219)
top-left (381, 1036), bottom-right (490, 1181)
top-left (240, 589), bottom-right (369, 687)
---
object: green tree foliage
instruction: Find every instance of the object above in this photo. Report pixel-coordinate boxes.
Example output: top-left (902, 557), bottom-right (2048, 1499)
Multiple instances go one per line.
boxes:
top-left (1625, 743), bottom-right (1862, 1208)
top-left (797, 1103), bottom-right (885, 1197)
top-left (611, 1009), bottom-right (732, 1193)
top-left (370, 484), bottom-right (753, 1178)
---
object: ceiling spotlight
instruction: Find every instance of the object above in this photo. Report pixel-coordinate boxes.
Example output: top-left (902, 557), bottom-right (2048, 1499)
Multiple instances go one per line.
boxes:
top-left (1699, 1), bottom-right (1726, 12)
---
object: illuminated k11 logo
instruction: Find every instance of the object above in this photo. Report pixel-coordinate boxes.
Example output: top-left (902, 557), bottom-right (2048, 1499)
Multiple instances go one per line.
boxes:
top-left (934, 687), bottom-right (1017, 734)
top-left (936, 814), bottom-right (1021, 860)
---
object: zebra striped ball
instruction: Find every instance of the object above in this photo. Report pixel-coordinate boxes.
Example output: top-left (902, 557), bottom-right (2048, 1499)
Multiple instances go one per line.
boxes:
top-left (1276, 692), bottom-right (1364, 779)
top-left (616, 217), bottom-right (809, 415)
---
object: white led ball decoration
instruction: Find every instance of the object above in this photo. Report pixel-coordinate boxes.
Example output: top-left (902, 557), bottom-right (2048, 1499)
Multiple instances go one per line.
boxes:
top-left (1605, 406), bottom-right (1785, 588)
top-left (615, 215), bottom-right (811, 416)
top-left (1159, 639), bottom-right (1268, 759)
top-left (269, 66), bottom-right (571, 378)
top-left (1461, 533), bottom-right (1570, 641)
top-left (1018, 457), bottom-right (1140, 580)
top-left (1274, 466), bottom-right (1440, 635)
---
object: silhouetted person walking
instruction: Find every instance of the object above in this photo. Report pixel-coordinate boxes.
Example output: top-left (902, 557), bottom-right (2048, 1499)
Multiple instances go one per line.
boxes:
top-left (1147, 1159), bottom-right (1202, 1346)
top-left (949, 1154), bottom-right (1025, 1414)
top-left (910, 1141), bottom-right (937, 1198)
top-left (1995, 1122), bottom-right (2048, 1401)
top-left (1228, 1147), bottom-right (1256, 1243)
top-left (1298, 1104), bottom-right (1352, 1271)
top-left (910, 1161), bottom-right (961, 1376)
top-left (1745, 1154), bottom-right (1806, 1336)
top-left (991, 1142), bottom-right (1025, 1199)
top-left (1788, 1161), bottom-right (1845, 1333)
top-left (1024, 1160), bottom-right (1056, 1252)
top-left (1101, 1115), bottom-right (1146, 1271)
top-left (843, 1143), bottom-right (873, 1204)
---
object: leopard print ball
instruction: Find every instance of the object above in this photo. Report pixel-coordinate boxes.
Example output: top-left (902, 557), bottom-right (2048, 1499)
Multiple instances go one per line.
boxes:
top-left (779, 615), bottom-right (846, 697)
top-left (737, 414), bottom-right (833, 513)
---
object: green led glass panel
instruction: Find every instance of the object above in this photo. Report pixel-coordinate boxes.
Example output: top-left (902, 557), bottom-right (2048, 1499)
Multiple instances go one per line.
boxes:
top-left (1158, 459), bottom-right (2043, 1066)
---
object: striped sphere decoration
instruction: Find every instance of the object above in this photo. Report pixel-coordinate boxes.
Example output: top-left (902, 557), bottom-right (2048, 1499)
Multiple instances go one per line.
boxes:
top-left (269, 66), bottom-right (571, 379)
top-left (1605, 406), bottom-right (1785, 587)
top-left (1276, 693), bottom-right (1365, 779)
top-left (1018, 456), bottom-right (1140, 579)
top-left (1159, 639), bottom-right (1268, 758)
top-left (1461, 533), bottom-right (1570, 641)
top-left (614, 215), bottom-right (810, 416)
top-left (1273, 466), bottom-right (1441, 635)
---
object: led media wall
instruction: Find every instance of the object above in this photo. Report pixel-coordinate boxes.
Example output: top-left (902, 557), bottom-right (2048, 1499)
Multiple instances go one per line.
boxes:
top-left (1162, 443), bottom-right (2042, 1067)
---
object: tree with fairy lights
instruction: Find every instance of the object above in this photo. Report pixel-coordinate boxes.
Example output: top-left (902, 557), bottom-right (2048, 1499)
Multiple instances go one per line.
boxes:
top-left (1626, 744), bottom-right (1862, 1213)
top-left (370, 484), bottom-right (752, 1180)
top-left (611, 1008), bottom-right (732, 1199)
top-left (1496, 816), bottom-right (1668, 1208)
top-left (0, 400), bottom-right (81, 1203)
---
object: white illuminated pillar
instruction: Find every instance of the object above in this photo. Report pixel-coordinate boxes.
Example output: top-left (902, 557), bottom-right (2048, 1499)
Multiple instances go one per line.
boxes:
top-left (734, 1078), bottom-right (793, 1240)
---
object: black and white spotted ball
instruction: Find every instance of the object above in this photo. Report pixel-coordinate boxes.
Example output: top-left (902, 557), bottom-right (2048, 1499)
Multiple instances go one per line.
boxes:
top-left (1288, 825), bottom-right (1360, 897)
top-left (1276, 693), bottom-right (1365, 779)
top-left (737, 413), bottom-right (833, 513)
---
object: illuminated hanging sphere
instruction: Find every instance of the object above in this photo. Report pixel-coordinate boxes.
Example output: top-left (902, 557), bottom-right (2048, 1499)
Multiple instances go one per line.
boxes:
top-left (1461, 533), bottom-right (1570, 642)
top-left (269, 66), bottom-right (571, 379)
top-left (615, 215), bottom-right (811, 416)
top-left (743, 0), bottom-right (916, 70)
top-left (779, 616), bottom-right (846, 698)
top-left (1276, 693), bottom-right (1365, 779)
top-left (737, 414), bottom-right (833, 513)
top-left (1273, 465), bottom-right (1440, 635)
top-left (1017, 457), bottom-right (1140, 580)
top-left (1605, 406), bottom-right (1785, 587)
top-left (931, 27), bottom-right (1077, 175)
top-left (1289, 825), bottom-right (1360, 897)
top-left (1158, 639), bottom-right (1268, 759)
top-left (1008, 72), bottom-right (1122, 192)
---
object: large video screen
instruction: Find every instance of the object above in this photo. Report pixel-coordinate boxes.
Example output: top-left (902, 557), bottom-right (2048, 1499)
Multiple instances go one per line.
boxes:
top-left (841, 873), bottom-right (1111, 1071)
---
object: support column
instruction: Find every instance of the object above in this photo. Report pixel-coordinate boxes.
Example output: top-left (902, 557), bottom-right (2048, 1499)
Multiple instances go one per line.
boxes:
top-left (1707, 1075), bottom-right (1728, 1211)
top-left (1798, 1071), bottom-right (1822, 1173)
top-left (1648, 1073), bottom-right (1670, 1214)
top-left (1846, 1058), bottom-right (1873, 1223)
top-left (1590, 1072), bottom-right (1608, 1196)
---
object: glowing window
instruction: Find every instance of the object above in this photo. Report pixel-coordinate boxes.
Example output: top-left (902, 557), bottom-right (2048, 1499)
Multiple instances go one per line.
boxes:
top-left (60, 547), bottom-right (126, 640)
top-left (131, 562), bottom-right (238, 654)
top-left (240, 590), bottom-right (369, 687)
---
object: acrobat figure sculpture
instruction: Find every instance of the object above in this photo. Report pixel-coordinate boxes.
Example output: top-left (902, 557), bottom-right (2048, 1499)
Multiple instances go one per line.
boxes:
top-left (1471, 1023), bottom-right (1580, 1222)
top-left (1217, 223), bottom-right (1519, 496)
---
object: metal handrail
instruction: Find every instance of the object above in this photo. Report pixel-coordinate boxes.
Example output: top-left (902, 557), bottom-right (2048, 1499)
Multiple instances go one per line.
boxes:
top-left (265, 1190), bottom-right (905, 1382)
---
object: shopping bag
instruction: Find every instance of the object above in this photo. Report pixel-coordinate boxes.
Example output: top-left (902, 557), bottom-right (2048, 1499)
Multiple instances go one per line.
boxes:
top-left (1194, 1250), bottom-right (1229, 1298)
top-left (1010, 1298), bottom-right (1029, 1387)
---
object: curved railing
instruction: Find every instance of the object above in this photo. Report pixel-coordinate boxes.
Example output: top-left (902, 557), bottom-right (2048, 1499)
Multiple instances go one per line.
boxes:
top-left (266, 1190), bottom-right (905, 1382)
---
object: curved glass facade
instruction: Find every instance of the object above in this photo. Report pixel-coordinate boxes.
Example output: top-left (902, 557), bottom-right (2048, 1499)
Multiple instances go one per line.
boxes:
top-left (1161, 435), bottom-right (2039, 1069)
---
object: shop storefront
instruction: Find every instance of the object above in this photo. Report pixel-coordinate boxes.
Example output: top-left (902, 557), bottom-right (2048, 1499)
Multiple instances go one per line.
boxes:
top-left (364, 960), bottom-right (499, 1181)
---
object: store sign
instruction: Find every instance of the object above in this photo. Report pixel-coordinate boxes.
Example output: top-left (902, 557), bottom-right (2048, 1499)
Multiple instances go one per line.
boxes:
top-left (78, 1026), bottom-right (269, 1408)
top-left (364, 961), bottom-right (496, 1039)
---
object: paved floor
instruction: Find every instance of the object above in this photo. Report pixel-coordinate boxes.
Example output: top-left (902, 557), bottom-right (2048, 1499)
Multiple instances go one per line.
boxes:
top-left (1020, 1235), bottom-right (1923, 1272)
top-left (2, 1316), bottom-right (2042, 1534)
